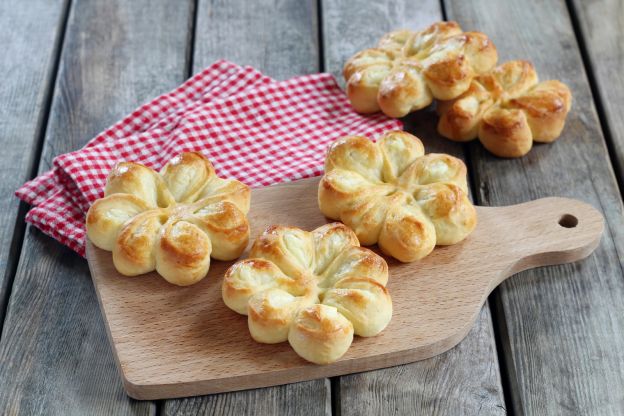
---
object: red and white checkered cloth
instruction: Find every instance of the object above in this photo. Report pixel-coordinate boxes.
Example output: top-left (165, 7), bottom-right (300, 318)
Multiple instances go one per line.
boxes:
top-left (16, 60), bottom-right (403, 256)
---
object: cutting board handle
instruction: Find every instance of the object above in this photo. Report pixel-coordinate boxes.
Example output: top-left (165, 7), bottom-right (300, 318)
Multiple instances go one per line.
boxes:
top-left (485, 197), bottom-right (604, 287)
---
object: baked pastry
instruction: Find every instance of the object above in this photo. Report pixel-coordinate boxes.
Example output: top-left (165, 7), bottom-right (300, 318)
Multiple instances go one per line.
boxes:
top-left (343, 21), bottom-right (497, 118)
top-left (86, 152), bottom-right (250, 286)
top-left (437, 60), bottom-right (572, 157)
top-left (222, 223), bottom-right (392, 364)
top-left (318, 131), bottom-right (476, 262)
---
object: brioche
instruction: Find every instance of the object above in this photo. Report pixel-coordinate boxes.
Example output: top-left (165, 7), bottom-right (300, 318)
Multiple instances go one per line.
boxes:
top-left (222, 223), bottom-right (392, 364)
top-left (86, 152), bottom-right (250, 286)
top-left (344, 21), bottom-right (497, 118)
top-left (318, 131), bottom-right (476, 262)
top-left (438, 60), bottom-right (572, 157)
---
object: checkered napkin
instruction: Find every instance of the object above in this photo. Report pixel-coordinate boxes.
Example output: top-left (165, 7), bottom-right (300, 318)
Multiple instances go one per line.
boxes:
top-left (16, 60), bottom-right (403, 257)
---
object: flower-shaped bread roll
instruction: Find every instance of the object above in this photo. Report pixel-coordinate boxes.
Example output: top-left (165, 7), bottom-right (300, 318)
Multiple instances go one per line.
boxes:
top-left (222, 223), bottom-right (392, 364)
top-left (318, 131), bottom-right (476, 262)
top-left (344, 21), bottom-right (497, 118)
top-left (86, 152), bottom-right (250, 286)
top-left (438, 60), bottom-right (572, 157)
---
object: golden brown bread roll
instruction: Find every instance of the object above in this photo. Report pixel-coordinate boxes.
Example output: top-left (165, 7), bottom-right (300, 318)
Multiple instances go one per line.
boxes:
top-left (318, 131), bottom-right (476, 262)
top-left (437, 60), bottom-right (572, 157)
top-left (86, 152), bottom-right (250, 286)
top-left (344, 21), bottom-right (498, 118)
top-left (222, 223), bottom-right (392, 364)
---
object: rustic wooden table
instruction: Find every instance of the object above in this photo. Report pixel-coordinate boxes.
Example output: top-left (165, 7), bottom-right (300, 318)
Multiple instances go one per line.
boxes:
top-left (1, 0), bottom-right (623, 414)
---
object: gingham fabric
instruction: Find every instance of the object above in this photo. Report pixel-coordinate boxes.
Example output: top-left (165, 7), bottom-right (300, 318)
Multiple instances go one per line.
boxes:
top-left (16, 60), bottom-right (403, 256)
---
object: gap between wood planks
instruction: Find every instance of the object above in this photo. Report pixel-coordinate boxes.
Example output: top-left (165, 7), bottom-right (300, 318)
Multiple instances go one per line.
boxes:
top-left (186, 0), bottom-right (199, 79)
top-left (316, 0), bottom-right (326, 74)
top-left (0, 0), bottom-right (73, 336)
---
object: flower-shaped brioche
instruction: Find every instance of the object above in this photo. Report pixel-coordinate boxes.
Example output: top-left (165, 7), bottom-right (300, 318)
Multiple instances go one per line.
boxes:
top-left (222, 223), bottom-right (392, 364)
top-left (318, 131), bottom-right (476, 262)
top-left (86, 152), bottom-right (250, 286)
top-left (343, 21), bottom-right (497, 118)
top-left (438, 60), bottom-right (572, 157)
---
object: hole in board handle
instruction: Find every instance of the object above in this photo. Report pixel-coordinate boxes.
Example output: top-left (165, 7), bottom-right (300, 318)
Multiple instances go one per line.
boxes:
top-left (559, 214), bottom-right (578, 228)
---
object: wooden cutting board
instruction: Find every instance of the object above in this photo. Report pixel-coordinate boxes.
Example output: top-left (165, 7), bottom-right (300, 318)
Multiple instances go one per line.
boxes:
top-left (86, 177), bottom-right (604, 400)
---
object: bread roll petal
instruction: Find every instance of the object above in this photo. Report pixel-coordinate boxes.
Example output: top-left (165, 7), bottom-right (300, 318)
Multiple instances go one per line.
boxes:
top-left (340, 193), bottom-right (406, 246)
top-left (196, 176), bottom-right (251, 214)
top-left (155, 220), bottom-right (212, 286)
top-left (378, 62), bottom-right (433, 117)
top-left (414, 183), bottom-right (477, 245)
top-left (479, 107), bottom-right (533, 158)
top-left (324, 136), bottom-right (384, 181)
top-left (343, 48), bottom-right (393, 81)
top-left (249, 226), bottom-right (314, 279)
top-left (112, 210), bottom-right (165, 275)
top-left (322, 277), bottom-right (392, 337)
top-left (461, 31), bottom-right (498, 74)
top-left (318, 169), bottom-right (390, 220)
top-left (288, 304), bottom-right (354, 365)
top-left (345, 73), bottom-right (384, 114)
top-left (403, 21), bottom-right (462, 57)
top-left (190, 201), bottom-right (250, 261)
top-left (398, 153), bottom-right (468, 193)
top-left (508, 80), bottom-right (572, 143)
top-left (312, 223), bottom-right (360, 275)
top-left (223, 258), bottom-right (304, 315)
top-left (346, 64), bottom-right (392, 114)
top-left (437, 80), bottom-right (494, 141)
top-left (422, 51), bottom-right (472, 100)
top-left (320, 245), bottom-right (388, 288)
top-left (105, 162), bottom-right (173, 207)
top-left (86, 194), bottom-right (151, 251)
top-left (378, 202), bottom-right (436, 262)
top-left (160, 152), bottom-right (215, 203)
top-left (248, 288), bottom-right (314, 344)
top-left (377, 29), bottom-right (413, 56)
top-left (378, 130), bottom-right (425, 182)
top-left (491, 60), bottom-right (537, 97)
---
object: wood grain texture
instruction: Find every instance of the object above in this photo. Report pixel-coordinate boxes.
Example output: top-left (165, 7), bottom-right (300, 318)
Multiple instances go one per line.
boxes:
top-left (0, 0), bottom-right (68, 325)
top-left (321, 1), bottom-right (508, 413)
top-left (570, 0), bottom-right (624, 185)
top-left (193, 0), bottom-right (319, 78)
top-left (321, 0), bottom-right (440, 83)
top-left (337, 307), bottom-right (503, 416)
top-left (0, 0), bottom-right (193, 414)
top-left (445, 0), bottom-right (624, 414)
top-left (162, 0), bottom-right (331, 413)
top-left (163, 380), bottom-right (330, 416)
top-left (87, 176), bottom-right (603, 400)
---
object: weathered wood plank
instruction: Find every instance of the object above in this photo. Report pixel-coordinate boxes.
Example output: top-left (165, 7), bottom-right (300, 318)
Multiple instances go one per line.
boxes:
top-left (0, 0), bottom-right (68, 325)
top-left (192, 0), bottom-right (319, 78)
top-left (163, 381), bottom-right (330, 416)
top-left (570, 0), bottom-right (624, 187)
top-left (322, 1), bottom-right (506, 414)
top-left (445, 0), bottom-right (624, 414)
top-left (0, 0), bottom-right (194, 413)
top-left (163, 0), bottom-right (331, 413)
